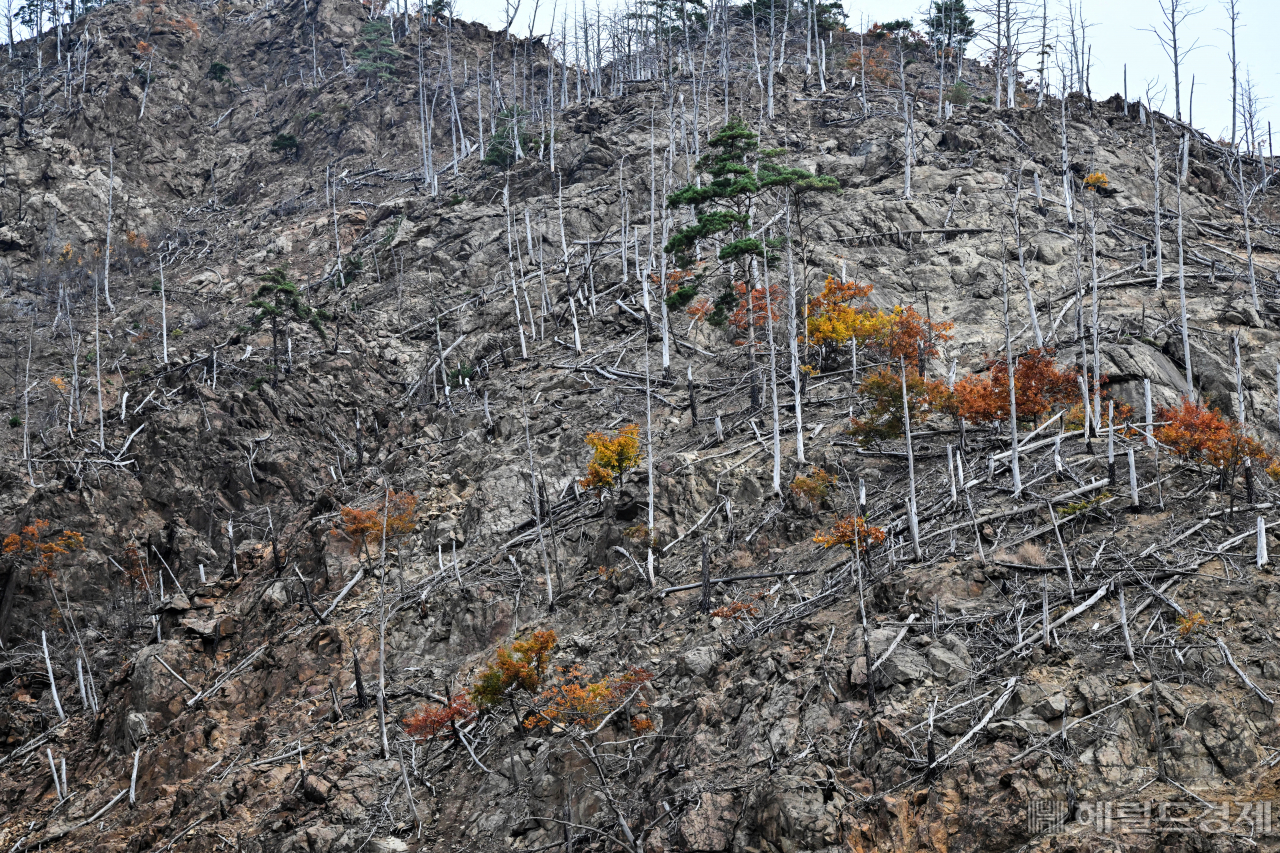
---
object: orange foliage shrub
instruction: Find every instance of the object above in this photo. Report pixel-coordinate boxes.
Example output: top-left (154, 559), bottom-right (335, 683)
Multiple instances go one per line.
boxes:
top-left (950, 348), bottom-right (1078, 425)
top-left (135, 40), bottom-right (153, 55)
top-left (471, 629), bottom-right (557, 707)
top-left (1177, 611), bottom-right (1208, 639)
top-left (876, 305), bottom-right (954, 361)
top-left (790, 467), bottom-right (835, 510)
top-left (120, 541), bottom-right (149, 588)
top-left (814, 515), bottom-right (887, 553)
top-left (728, 280), bottom-right (784, 332)
top-left (848, 368), bottom-right (952, 443)
top-left (651, 268), bottom-right (695, 292)
top-left (403, 694), bottom-right (478, 741)
top-left (3, 520), bottom-right (85, 580)
top-left (170, 15), bottom-right (200, 36)
top-left (1063, 392), bottom-right (1136, 432)
top-left (332, 490), bottom-right (417, 557)
top-left (124, 230), bottom-right (150, 253)
top-left (1083, 172), bottom-right (1109, 191)
top-left (1155, 399), bottom-right (1271, 473)
top-left (686, 297), bottom-right (715, 322)
top-left (525, 664), bottom-right (654, 733)
top-left (709, 601), bottom-right (759, 620)
top-left (579, 425), bottom-right (642, 493)
top-left (847, 44), bottom-right (895, 85)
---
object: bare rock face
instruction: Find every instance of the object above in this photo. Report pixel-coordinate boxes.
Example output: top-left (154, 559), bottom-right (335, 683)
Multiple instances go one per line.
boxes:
top-left (3, 1), bottom-right (1280, 852)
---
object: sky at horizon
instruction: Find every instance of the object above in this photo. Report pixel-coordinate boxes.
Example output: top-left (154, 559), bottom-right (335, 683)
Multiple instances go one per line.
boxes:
top-left (460, 0), bottom-right (1280, 148)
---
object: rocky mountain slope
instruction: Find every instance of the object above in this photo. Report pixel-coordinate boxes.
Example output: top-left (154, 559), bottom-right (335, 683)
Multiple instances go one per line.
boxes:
top-left (2, 1), bottom-right (1280, 851)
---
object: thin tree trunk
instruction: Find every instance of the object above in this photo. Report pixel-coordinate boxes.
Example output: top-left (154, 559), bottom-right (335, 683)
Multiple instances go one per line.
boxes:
top-left (763, 244), bottom-right (782, 495)
top-left (103, 147), bottom-right (114, 311)
top-left (900, 358), bottom-right (922, 561)
top-left (786, 207), bottom-right (804, 464)
top-left (1150, 99), bottom-right (1164, 289)
top-left (1002, 260), bottom-right (1022, 498)
top-left (1012, 176), bottom-right (1043, 346)
top-left (43, 631), bottom-right (65, 720)
top-left (1176, 136), bottom-right (1193, 397)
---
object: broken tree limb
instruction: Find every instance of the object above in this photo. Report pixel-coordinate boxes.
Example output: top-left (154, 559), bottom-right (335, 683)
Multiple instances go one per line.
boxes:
top-left (1139, 518), bottom-right (1211, 559)
top-left (660, 568), bottom-right (819, 595)
top-left (1216, 637), bottom-right (1275, 706)
top-left (42, 631), bottom-right (65, 721)
top-left (320, 568), bottom-right (364, 620)
top-left (901, 687), bottom-right (997, 735)
top-left (871, 614), bottom-right (918, 672)
top-left (1009, 684), bottom-right (1151, 763)
top-left (991, 412), bottom-right (1064, 461)
top-left (249, 743), bottom-right (306, 768)
top-left (154, 657), bottom-right (197, 694)
top-left (661, 500), bottom-right (725, 555)
top-left (25, 787), bottom-right (128, 849)
top-left (186, 644), bottom-right (268, 708)
top-left (996, 581), bottom-right (1113, 661)
top-left (927, 677), bottom-right (1018, 770)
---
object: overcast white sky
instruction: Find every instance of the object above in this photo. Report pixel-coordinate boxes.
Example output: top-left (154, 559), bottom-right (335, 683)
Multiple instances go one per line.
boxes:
top-left (461, 0), bottom-right (1279, 146)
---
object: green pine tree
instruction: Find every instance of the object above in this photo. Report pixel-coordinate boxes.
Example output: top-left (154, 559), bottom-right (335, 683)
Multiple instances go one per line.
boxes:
top-left (665, 118), bottom-right (835, 324)
top-left (356, 20), bottom-right (399, 82)
top-left (250, 268), bottom-right (329, 386)
top-left (925, 0), bottom-right (975, 54)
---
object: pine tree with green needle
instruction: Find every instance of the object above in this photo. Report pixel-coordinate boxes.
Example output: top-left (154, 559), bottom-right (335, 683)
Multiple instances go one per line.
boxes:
top-left (250, 268), bottom-right (329, 386)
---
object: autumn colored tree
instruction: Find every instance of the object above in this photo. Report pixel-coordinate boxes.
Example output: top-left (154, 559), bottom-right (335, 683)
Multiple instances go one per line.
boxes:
top-left (1155, 399), bottom-right (1271, 479)
top-left (2, 520), bottom-right (85, 580)
top-left (805, 280), bottom-right (953, 368)
top-left (950, 348), bottom-right (1079, 426)
top-left (814, 515), bottom-right (887, 554)
top-left (686, 296), bottom-right (716, 323)
top-left (403, 694), bottom-right (478, 741)
top-left (727, 280), bottom-right (785, 335)
top-left (579, 425), bottom-right (642, 494)
top-left (875, 305), bottom-right (954, 363)
top-left (332, 490), bottom-right (417, 562)
top-left (709, 601), bottom-right (761, 620)
top-left (1083, 171), bottom-right (1109, 191)
top-left (525, 664), bottom-right (654, 733)
top-left (847, 41), bottom-right (895, 86)
top-left (848, 368), bottom-right (952, 444)
top-left (471, 629), bottom-right (557, 707)
top-left (790, 467), bottom-right (835, 511)
top-left (0, 521), bottom-right (84, 643)
top-left (805, 277), bottom-right (874, 347)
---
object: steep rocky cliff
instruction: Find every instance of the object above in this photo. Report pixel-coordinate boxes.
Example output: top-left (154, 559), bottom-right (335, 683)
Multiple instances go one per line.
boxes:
top-left (2, 2), bottom-right (1280, 852)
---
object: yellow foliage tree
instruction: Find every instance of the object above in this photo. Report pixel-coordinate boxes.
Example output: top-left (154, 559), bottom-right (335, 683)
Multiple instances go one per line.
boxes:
top-left (806, 279), bottom-right (953, 365)
top-left (579, 425), bottom-right (642, 493)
